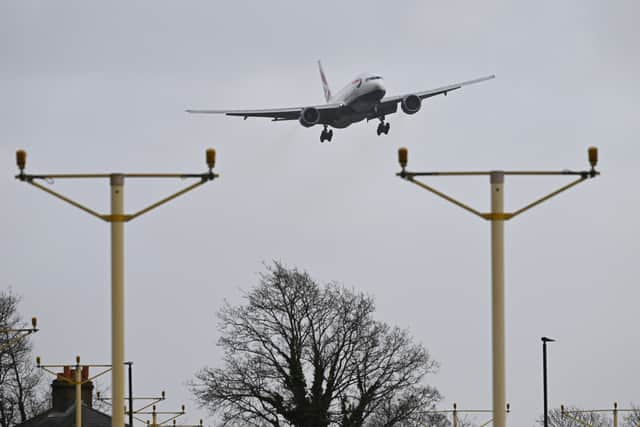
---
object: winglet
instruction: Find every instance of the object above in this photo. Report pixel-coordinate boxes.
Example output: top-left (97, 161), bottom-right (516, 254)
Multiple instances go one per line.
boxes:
top-left (318, 60), bottom-right (332, 103)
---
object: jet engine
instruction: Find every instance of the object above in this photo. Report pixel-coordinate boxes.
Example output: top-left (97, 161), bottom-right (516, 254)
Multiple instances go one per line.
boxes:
top-left (401, 94), bottom-right (421, 115)
top-left (299, 107), bottom-right (321, 127)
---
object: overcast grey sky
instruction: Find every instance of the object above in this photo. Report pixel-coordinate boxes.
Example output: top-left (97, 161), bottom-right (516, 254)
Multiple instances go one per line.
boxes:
top-left (2, 1), bottom-right (639, 425)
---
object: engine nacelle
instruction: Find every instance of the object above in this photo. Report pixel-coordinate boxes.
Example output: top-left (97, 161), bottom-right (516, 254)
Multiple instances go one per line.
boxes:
top-left (401, 94), bottom-right (421, 115)
top-left (299, 107), bottom-right (321, 127)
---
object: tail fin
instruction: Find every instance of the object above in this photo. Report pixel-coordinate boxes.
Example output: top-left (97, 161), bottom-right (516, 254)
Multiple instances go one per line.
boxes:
top-left (318, 60), bottom-right (332, 102)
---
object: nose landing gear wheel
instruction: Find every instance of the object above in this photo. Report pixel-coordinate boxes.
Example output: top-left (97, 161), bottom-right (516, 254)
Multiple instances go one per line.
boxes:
top-left (376, 122), bottom-right (390, 136)
top-left (320, 128), bottom-right (333, 143)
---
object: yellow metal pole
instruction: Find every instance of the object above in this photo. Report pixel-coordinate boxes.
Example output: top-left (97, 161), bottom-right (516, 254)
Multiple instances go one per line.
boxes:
top-left (75, 359), bottom-right (82, 427)
top-left (111, 174), bottom-right (125, 427)
top-left (15, 149), bottom-right (218, 427)
top-left (453, 403), bottom-right (458, 427)
top-left (395, 147), bottom-right (599, 427)
top-left (490, 171), bottom-right (506, 427)
top-left (561, 406), bottom-right (595, 427)
top-left (614, 402), bottom-right (618, 427)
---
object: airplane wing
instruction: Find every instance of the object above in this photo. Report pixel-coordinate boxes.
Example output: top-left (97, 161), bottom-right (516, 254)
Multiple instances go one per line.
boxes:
top-left (379, 74), bottom-right (495, 108)
top-left (186, 103), bottom-right (343, 122)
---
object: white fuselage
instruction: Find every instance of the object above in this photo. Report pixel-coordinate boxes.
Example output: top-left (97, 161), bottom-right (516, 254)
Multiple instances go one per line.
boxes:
top-left (329, 73), bottom-right (386, 128)
top-left (187, 65), bottom-right (495, 142)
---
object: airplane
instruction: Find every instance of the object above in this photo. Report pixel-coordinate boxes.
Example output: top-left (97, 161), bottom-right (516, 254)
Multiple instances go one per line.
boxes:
top-left (186, 62), bottom-right (495, 143)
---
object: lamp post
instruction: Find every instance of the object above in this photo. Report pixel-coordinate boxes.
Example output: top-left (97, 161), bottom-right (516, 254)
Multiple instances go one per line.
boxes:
top-left (126, 361), bottom-right (134, 427)
top-left (396, 147), bottom-right (599, 427)
top-left (541, 336), bottom-right (555, 427)
top-left (15, 149), bottom-right (218, 427)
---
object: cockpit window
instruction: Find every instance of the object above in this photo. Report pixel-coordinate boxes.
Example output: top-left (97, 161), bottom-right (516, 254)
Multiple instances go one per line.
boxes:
top-left (365, 76), bottom-right (382, 81)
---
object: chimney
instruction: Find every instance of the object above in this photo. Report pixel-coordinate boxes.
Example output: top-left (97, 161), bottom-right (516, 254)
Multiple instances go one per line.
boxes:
top-left (51, 366), bottom-right (94, 412)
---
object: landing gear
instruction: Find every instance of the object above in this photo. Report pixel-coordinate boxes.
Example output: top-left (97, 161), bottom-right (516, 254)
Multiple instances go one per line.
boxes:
top-left (376, 120), bottom-right (390, 136)
top-left (320, 126), bottom-right (333, 143)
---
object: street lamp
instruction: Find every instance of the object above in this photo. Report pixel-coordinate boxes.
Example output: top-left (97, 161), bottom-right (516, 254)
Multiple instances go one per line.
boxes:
top-left (15, 149), bottom-right (218, 427)
top-left (97, 362), bottom-right (145, 427)
top-left (541, 336), bottom-right (555, 427)
top-left (396, 147), bottom-right (599, 427)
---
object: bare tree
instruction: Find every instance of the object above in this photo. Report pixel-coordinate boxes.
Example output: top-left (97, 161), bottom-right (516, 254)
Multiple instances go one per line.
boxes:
top-left (0, 289), bottom-right (45, 427)
top-left (192, 263), bottom-right (441, 427)
top-left (455, 415), bottom-right (481, 427)
top-left (536, 405), bottom-right (640, 427)
top-left (359, 386), bottom-right (442, 427)
top-left (92, 380), bottom-right (112, 414)
top-left (625, 405), bottom-right (640, 427)
top-left (536, 406), bottom-right (609, 427)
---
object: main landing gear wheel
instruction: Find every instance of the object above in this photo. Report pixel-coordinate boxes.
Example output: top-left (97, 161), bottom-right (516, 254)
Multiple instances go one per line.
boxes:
top-left (320, 127), bottom-right (333, 143)
top-left (376, 122), bottom-right (390, 136)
